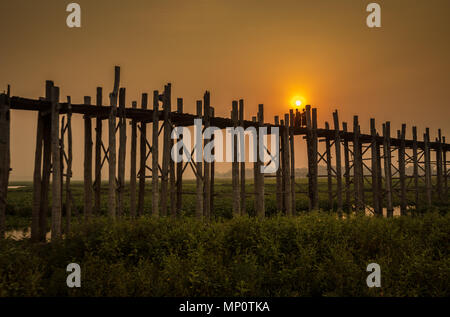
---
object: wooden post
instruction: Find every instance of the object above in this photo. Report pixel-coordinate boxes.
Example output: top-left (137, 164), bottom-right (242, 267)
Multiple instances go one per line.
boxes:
top-left (176, 98), bottom-right (183, 215)
top-left (210, 107), bottom-right (215, 217)
top-left (138, 93), bottom-right (148, 216)
top-left (436, 129), bottom-right (443, 202)
top-left (117, 88), bottom-right (127, 218)
top-left (280, 119), bottom-right (286, 212)
top-left (412, 127), bottom-right (419, 209)
top-left (333, 111), bottom-right (343, 215)
top-left (424, 128), bottom-right (432, 209)
top-left (289, 110), bottom-right (296, 215)
top-left (283, 113), bottom-right (292, 216)
top-left (443, 136), bottom-right (448, 201)
top-left (342, 122), bottom-right (351, 212)
top-left (108, 67), bottom-right (120, 219)
top-left (306, 105), bottom-right (319, 211)
top-left (31, 110), bottom-right (44, 241)
top-left (130, 101), bottom-right (138, 219)
top-left (399, 124), bottom-right (407, 216)
top-left (383, 122), bottom-right (394, 217)
top-left (65, 98), bottom-right (73, 234)
top-left (275, 116), bottom-right (283, 212)
top-left (312, 108), bottom-right (319, 210)
top-left (353, 116), bottom-right (363, 213)
top-left (161, 84), bottom-right (171, 217)
top-left (203, 92), bottom-right (211, 220)
top-left (232, 101), bottom-right (240, 217)
top-left (84, 96), bottom-right (93, 220)
top-left (195, 100), bottom-right (203, 219)
top-left (370, 119), bottom-right (381, 216)
top-left (376, 136), bottom-right (383, 212)
top-left (38, 81), bottom-right (53, 241)
top-left (59, 116), bottom-right (64, 219)
top-left (239, 100), bottom-right (246, 216)
top-left (151, 91), bottom-right (159, 217)
top-left (50, 86), bottom-right (62, 240)
top-left (0, 93), bottom-right (10, 239)
top-left (170, 138), bottom-right (176, 217)
top-left (325, 122), bottom-right (333, 211)
top-left (94, 87), bottom-right (102, 215)
top-left (256, 104), bottom-right (265, 217)
top-left (253, 116), bottom-right (258, 214)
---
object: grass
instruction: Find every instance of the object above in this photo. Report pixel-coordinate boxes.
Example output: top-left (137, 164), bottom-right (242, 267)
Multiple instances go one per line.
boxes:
top-left (5, 177), bottom-right (449, 231)
top-left (2, 178), bottom-right (449, 297)
top-left (0, 212), bottom-right (449, 296)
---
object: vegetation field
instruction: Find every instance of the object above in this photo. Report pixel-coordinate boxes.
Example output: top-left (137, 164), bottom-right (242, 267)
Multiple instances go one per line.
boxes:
top-left (1, 179), bottom-right (449, 297)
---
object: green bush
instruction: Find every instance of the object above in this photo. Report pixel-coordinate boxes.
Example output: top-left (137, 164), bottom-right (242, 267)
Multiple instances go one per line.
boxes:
top-left (0, 212), bottom-right (449, 296)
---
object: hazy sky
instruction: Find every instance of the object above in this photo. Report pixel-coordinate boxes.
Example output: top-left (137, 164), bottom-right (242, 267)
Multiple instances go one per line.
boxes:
top-left (1, 0), bottom-right (449, 180)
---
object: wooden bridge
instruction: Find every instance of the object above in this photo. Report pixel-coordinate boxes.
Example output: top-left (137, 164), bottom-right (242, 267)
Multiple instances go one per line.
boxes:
top-left (0, 66), bottom-right (448, 241)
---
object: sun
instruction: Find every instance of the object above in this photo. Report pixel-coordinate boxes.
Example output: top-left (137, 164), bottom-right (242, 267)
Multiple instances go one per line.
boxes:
top-left (290, 95), bottom-right (306, 108)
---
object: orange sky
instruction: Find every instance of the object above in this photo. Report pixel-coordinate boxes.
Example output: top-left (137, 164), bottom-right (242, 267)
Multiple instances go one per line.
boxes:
top-left (1, 0), bottom-right (449, 180)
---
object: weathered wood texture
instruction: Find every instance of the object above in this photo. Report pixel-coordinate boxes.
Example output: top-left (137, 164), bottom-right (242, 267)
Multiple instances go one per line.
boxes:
top-left (84, 96), bottom-right (93, 220)
top-left (130, 101), bottom-right (137, 218)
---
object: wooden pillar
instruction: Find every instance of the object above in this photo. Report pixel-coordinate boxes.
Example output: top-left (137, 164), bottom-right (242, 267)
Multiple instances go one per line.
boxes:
top-left (232, 101), bottom-right (240, 217)
top-left (376, 137), bottom-right (383, 212)
top-left (436, 129), bottom-right (443, 202)
top-left (239, 100), bottom-right (246, 215)
top-left (37, 81), bottom-right (53, 241)
top-left (138, 93), bottom-right (148, 217)
top-left (443, 136), bottom-right (448, 201)
top-left (280, 118), bottom-right (286, 212)
top-left (325, 122), bottom-right (333, 210)
top-left (275, 116), bottom-right (283, 212)
top-left (50, 86), bottom-right (62, 240)
top-left (108, 67), bottom-right (120, 219)
top-left (333, 111), bottom-right (343, 215)
top-left (203, 92), bottom-right (211, 220)
top-left (0, 93), bottom-right (10, 239)
top-left (289, 110), bottom-right (296, 215)
top-left (399, 124), bottom-right (407, 216)
top-left (195, 100), bottom-right (203, 219)
top-left (210, 107), bottom-right (215, 217)
top-left (59, 116), bottom-right (64, 219)
top-left (342, 122), bottom-right (351, 212)
top-left (312, 108), bottom-right (319, 209)
top-left (160, 84), bottom-right (171, 217)
top-left (117, 88), bottom-right (127, 218)
top-left (65, 98), bottom-right (73, 234)
top-left (94, 87), bottom-right (102, 215)
top-left (256, 104), bottom-right (265, 217)
top-left (176, 98), bottom-right (183, 215)
top-left (152, 91), bottom-right (159, 217)
top-left (252, 116), bottom-right (258, 215)
top-left (424, 128), bottom-right (432, 209)
top-left (84, 96), bottom-right (93, 220)
top-left (383, 122), bottom-right (394, 217)
top-left (353, 116), bottom-right (363, 213)
top-left (151, 90), bottom-right (160, 217)
top-left (370, 119), bottom-right (381, 216)
top-left (306, 105), bottom-right (318, 211)
top-left (170, 138), bottom-right (176, 217)
top-left (412, 127), bottom-right (419, 209)
top-left (130, 101), bottom-right (138, 219)
top-left (31, 110), bottom-right (44, 241)
top-left (283, 113), bottom-right (292, 216)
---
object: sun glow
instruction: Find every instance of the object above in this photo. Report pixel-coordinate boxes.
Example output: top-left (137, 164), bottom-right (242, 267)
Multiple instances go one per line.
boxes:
top-left (290, 95), bottom-right (306, 108)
